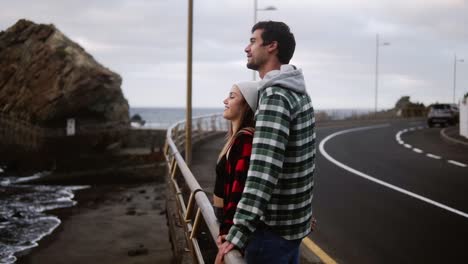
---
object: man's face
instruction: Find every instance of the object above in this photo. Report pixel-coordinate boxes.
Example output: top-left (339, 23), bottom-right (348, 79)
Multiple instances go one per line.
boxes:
top-left (245, 29), bottom-right (268, 70)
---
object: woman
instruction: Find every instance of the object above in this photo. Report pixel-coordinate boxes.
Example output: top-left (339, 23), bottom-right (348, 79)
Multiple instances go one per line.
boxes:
top-left (213, 81), bottom-right (258, 245)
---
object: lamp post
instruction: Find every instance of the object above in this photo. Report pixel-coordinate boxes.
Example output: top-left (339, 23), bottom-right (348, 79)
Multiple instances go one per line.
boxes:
top-left (253, 0), bottom-right (277, 80)
top-left (186, 0), bottom-right (193, 165)
top-left (374, 33), bottom-right (390, 113)
top-left (453, 54), bottom-right (464, 104)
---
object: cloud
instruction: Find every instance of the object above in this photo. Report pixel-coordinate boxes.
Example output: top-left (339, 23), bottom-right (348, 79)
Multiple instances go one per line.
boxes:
top-left (1, 0), bottom-right (467, 109)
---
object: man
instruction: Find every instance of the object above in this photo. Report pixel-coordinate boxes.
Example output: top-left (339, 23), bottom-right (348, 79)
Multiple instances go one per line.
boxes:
top-left (220, 21), bottom-right (316, 263)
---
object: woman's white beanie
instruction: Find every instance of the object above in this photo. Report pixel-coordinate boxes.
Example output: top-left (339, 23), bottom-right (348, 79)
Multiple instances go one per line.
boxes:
top-left (235, 81), bottom-right (259, 112)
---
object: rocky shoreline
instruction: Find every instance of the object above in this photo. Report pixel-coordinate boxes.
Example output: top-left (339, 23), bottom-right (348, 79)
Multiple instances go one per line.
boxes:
top-left (16, 180), bottom-right (173, 264)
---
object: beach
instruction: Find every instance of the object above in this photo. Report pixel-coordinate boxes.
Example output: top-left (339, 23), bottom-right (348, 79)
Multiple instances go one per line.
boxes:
top-left (16, 180), bottom-right (173, 264)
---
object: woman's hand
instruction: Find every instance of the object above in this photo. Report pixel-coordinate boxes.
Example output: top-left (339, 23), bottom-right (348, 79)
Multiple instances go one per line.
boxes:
top-left (215, 240), bottom-right (235, 264)
top-left (214, 248), bottom-right (225, 264)
top-left (216, 235), bottom-right (227, 248)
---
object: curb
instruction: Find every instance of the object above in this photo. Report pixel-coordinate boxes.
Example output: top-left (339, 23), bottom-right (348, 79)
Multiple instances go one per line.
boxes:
top-left (440, 127), bottom-right (468, 147)
top-left (300, 242), bottom-right (324, 264)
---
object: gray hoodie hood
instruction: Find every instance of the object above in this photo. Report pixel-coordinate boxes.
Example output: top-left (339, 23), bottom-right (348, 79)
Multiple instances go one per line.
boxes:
top-left (258, 64), bottom-right (307, 94)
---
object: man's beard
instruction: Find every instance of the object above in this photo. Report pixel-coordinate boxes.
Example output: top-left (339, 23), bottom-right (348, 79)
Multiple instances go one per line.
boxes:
top-left (246, 61), bottom-right (259, 70)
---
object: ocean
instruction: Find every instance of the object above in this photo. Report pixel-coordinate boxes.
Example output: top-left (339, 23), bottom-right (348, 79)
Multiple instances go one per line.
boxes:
top-left (129, 107), bottom-right (374, 128)
top-left (0, 173), bottom-right (88, 263)
top-left (0, 107), bottom-right (370, 263)
top-left (129, 107), bottom-right (224, 128)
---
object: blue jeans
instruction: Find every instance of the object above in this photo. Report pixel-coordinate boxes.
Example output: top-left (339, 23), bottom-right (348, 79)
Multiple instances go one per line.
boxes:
top-left (244, 227), bottom-right (302, 264)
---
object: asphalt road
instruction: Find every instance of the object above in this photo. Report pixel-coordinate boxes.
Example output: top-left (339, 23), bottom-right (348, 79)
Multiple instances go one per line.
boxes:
top-left (311, 120), bottom-right (468, 263)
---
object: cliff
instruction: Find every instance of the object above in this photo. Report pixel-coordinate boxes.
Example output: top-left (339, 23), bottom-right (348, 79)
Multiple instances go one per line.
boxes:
top-left (0, 19), bottom-right (129, 129)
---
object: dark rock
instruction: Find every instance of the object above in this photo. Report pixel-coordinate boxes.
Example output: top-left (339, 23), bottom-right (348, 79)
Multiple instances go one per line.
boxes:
top-left (12, 211), bottom-right (25, 218)
top-left (0, 19), bottom-right (129, 153)
top-left (126, 208), bottom-right (136, 215)
top-left (130, 114), bottom-right (145, 126)
top-left (128, 244), bottom-right (148, 256)
top-left (152, 203), bottom-right (162, 210)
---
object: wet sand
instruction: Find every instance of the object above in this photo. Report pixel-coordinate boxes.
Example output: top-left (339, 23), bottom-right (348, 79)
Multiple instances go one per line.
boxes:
top-left (17, 181), bottom-right (173, 264)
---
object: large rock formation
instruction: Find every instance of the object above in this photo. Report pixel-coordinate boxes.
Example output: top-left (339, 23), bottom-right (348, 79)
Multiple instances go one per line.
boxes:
top-left (0, 19), bottom-right (129, 128)
top-left (0, 19), bottom-right (129, 152)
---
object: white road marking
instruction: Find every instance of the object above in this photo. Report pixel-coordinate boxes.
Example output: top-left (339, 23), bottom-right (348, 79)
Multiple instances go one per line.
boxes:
top-left (395, 131), bottom-right (403, 142)
top-left (426, 154), bottom-right (441, 159)
top-left (447, 160), bottom-right (468, 168)
top-left (320, 124), bottom-right (468, 219)
top-left (413, 148), bottom-right (423, 153)
top-left (396, 127), bottom-right (466, 169)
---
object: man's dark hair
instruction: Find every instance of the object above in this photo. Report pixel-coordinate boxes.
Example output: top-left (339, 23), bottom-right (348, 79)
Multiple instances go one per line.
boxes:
top-left (252, 21), bottom-right (296, 64)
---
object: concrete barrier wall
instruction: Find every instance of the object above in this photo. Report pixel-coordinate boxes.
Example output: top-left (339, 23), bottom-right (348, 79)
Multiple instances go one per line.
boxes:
top-left (460, 100), bottom-right (468, 138)
top-left (124, 128), bottom-right (167, 150)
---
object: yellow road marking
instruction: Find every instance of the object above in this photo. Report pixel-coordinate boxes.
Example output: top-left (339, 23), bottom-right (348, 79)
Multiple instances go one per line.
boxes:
top-left (302, 237), bottom-right (337, 264)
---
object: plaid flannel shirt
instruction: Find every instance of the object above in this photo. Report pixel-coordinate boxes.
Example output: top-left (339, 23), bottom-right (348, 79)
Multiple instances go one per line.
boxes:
top-left (226, 85), bottom-right (316, 249)
top-left (218, 132), bottom-right (253, 235)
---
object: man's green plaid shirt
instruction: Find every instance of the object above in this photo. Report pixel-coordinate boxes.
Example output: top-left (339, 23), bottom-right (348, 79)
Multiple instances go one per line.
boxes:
top-left (226, 84), bottom-right (316, 250)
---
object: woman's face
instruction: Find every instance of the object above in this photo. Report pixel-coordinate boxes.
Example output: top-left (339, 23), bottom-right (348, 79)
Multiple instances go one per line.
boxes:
top-left (223, 85), bottom-right (246, 122)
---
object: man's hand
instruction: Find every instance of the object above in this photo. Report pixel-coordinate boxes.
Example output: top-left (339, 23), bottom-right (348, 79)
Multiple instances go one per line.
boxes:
top-left (311, 217), bottom-right (317, 232)
top-left (221, 240), bottom-right (235, 254)
top-left (214, 239), bottom-right (235, 264)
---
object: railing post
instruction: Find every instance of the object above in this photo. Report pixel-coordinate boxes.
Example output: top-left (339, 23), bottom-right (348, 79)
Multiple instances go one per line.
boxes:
top-left (211, 116), bottom-right (216, 132)
top-left (190, 208), bottom-right (202, 240)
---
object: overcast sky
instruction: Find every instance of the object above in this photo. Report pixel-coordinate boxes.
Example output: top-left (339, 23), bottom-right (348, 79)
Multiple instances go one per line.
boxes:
top-left (1, 0), bottom-right (467, 110)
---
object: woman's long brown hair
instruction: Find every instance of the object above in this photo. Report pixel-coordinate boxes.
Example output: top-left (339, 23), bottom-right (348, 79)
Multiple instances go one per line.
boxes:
top-left (217, 102), bottom-right (255, 163)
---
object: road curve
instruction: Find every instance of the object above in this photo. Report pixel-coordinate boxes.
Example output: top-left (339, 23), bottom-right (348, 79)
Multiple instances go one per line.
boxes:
top-left (311, 120), bottom-right (468, 264)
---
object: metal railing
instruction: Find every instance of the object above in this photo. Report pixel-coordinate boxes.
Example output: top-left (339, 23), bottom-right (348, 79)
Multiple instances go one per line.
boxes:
top-left (164, 113), bottom-right (245, 264)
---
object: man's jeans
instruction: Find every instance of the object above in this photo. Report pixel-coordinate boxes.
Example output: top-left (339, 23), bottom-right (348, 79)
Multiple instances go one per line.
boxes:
top-left (244, 227), bottom-right (302, 264)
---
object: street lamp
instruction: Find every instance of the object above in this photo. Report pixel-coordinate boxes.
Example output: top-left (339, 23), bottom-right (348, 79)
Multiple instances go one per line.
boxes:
top-left (253, 0), bottom-right (277, 80)
top-left (186, 0), bottom-right (193, 165)
top-left (374, 33), bottom-right (390, 113)
top-left (453, 54), bottom-right (464, 104)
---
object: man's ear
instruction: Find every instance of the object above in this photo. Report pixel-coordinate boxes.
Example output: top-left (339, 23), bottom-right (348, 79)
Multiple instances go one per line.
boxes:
top-left (267, 41), bottom-right (278, 53)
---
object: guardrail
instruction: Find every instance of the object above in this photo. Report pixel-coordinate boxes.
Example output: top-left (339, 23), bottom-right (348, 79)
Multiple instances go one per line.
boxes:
top-left (163, 113), bottom-right (245, 264)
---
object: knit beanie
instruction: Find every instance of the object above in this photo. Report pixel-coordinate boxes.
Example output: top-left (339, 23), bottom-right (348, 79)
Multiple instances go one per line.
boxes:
top-left (235, 81), bottom-right (259, 112)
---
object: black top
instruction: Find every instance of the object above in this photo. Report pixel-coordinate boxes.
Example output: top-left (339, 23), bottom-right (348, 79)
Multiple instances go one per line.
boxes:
top-left (214, 154), bottom-right (226, 198)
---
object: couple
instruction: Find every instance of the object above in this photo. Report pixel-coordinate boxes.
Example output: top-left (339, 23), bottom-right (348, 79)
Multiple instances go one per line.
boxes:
top-left (213, 21), bottom-right (316, 264)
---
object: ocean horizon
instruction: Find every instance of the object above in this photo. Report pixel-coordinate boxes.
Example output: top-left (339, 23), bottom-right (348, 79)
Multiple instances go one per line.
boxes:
top-left (130, 107), bottom-right (375, 129)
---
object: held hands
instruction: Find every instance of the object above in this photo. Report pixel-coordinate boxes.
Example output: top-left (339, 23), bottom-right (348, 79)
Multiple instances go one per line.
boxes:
top-left (216, 235), bottom-right (226, 248)
top-left (311, 217), bottom-right (317, 232)
top-left (215, 235), bottom-right (235, 264)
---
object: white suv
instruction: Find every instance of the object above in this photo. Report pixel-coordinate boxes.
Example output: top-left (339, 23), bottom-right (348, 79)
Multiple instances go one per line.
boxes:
top-left (427, 103), bottom-right (458, 127)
